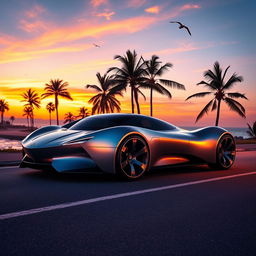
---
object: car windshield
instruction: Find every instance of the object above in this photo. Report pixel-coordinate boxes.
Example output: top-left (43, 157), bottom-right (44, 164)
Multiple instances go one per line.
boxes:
top-left (69, 115), bottom-right (176, 131)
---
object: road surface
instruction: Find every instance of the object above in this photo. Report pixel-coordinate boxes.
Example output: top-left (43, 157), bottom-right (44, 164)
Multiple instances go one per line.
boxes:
top-left (0, 151), bottom-right (256, 256)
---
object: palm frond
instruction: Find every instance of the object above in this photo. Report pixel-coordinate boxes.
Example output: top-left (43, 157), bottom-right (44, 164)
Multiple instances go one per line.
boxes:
top-left (41, 92), bottom-right (53, 99)
top-left (86, 84), bottom-right (102, 92)
top-left (159, 79), bottom-right (185, 90)
top-left (226, 97), bottom-right (245, 112)
top-left (137, 88), bottom-right (146, 101)
top-left (246, 122), bottom-right (256, 138)
top-left (138, 81), bottom-right (164, 95)
top-left (197, 81), bottom-right (217, 90)
top-left (203, 69), bottom-right (217, 82)
top-left (155, 63), bottom-right (173, 77)
top-left (221, 65), bottom-right (230, 83)
top-left (155, 83), bottom-right (172, 98)
top-left (223, 73), bottom-right (243, 90)
top-left (226, 92), bottom-right (248, 100)
top-left (109, 83), bottom-right (126, 95)
top-left (211, 99), bottom-right (217, 111)
top-left (224, 97), bottom-right (246, 118)
top-left (196, 100), bottom-right (213, 122)
top-left (58, 93), bottom-right (73, 100)
top-left (186, 92), bottom-right (212, 101)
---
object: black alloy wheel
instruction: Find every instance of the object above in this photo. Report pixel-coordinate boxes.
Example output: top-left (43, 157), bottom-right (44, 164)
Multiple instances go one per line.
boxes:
top-left (116, 135), bottom-right (150, 179)
top-left (210, 134), bottom-right (236, 170)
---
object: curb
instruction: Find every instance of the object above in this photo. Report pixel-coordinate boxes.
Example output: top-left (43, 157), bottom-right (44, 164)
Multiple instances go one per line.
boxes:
top-left (0, 161), bottom-right (20, 167)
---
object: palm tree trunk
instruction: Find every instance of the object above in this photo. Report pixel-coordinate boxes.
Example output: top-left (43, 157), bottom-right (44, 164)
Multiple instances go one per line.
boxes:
top-left (136, 100), bottom-right (140, 114)
top-left (131, 86), bottom-right (134, 114)
top-left (55, 94), bottom-right (59, 125)
top-left (150, 88), bottom-right (153, 116)
top-left (1, 112), bottom-right (3, 124)
top-left (31, 111), bottom-right (34, 129)
top-left (134, 89), bottom-right (140, 114)
top-left (135, 95), bottom-right (140, 114)
top-left (215, 99), bottom-right (221, 126)
top-left (27, 116), bottom-right (29, 129)
top-left (49, 112), bottom-right (51, 125)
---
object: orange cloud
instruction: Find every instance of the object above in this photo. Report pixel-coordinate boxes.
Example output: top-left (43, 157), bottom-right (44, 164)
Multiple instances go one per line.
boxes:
top-left (91, 0), bottom-right (108, 7)
top-left (25, 5), bottom-right (46, 18)
top-left (96, 11), bottom-right (115, 20)
top-left (0, 3), bottom-right (201, 64)
top-left (19, 4), bottom-right (48, 33)
top-left (165, 3), bottom-right (200, 19)
top-left (0, 43), bottom-right (92, 64)
top-left (145, 6), bottom-right (161, 14)
top-left (0, 34), bottom-right (16, 45)
top-left (0, 15), bottom-right (158, 64)
top-left (180, 4), bottom-right (200, 11)
top-left (19, 20), bottom-right (48, 33)
top-left (148, 43), bottom-right (201, 56)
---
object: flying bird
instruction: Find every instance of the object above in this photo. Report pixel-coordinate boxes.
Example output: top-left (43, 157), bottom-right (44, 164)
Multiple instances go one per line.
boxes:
top-left (170, 21), bottom-right (191, 36)
top-left (93, 43), bottom-right (100, 48)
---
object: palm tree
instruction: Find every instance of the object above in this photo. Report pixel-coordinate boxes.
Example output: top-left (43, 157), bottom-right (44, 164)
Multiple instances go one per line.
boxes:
top-left (0, 99), bottom-right (9, 125)
top-left (77, 107), bottom-right (90, 118)
top-left (21, 89), bottom-right (40, 128)
top-left (10, 116), bottom-right (15, 125)
top-left (142, 55), bottom-right (185, 116)
top-left (86, 72), bottom-right (122, 114)
top-left (42, 79), bottom-right (73, 125)
top-left (22, 106), bottom-right (32, 129)
top-left (64, 112), bottom-right (76, 123)
top-left (247, 121), bottom-right (256, 138)
top-left (185, 61), bottom-right (247, 126)
top-left (46, 102), bottom-right (55, 125)
top-left (108, 50), bottom-right (146, 114)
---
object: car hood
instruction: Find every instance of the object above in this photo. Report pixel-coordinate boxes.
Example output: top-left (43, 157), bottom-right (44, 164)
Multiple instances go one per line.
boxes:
top-left (23, 129), bottom-right (93, 148)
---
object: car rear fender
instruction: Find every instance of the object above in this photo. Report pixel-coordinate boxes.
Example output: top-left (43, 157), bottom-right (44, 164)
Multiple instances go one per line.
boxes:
top-left (188, 126), bottom-right (229, 163)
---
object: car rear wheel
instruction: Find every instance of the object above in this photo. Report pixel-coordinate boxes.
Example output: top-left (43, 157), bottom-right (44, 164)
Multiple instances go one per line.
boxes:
top-left (209, 134), bottom-right (236, 170)
top-left (116, 135), bottom-right (150, 180)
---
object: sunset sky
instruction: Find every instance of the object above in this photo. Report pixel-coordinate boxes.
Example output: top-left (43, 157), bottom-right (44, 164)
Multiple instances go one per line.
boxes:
top-left (0, 0), bottom-right (255, 127)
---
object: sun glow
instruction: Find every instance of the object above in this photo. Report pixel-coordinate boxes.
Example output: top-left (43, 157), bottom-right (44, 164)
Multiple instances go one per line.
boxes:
top-left (0, 0), bottom-right (255, 127)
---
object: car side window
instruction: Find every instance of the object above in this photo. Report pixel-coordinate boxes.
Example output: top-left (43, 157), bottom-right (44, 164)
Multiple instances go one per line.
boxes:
top-left (69, 115), bottom-right (176, 131)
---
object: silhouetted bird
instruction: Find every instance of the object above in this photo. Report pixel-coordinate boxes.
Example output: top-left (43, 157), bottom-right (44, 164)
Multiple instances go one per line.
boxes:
top-left (170, 21), bottom-right (191, 36)
top-left (93, 43), bottom-right (100, 48)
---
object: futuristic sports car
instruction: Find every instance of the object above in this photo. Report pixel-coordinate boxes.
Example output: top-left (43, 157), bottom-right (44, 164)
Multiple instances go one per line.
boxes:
top-left (20, 114), bottom-right (236, 179)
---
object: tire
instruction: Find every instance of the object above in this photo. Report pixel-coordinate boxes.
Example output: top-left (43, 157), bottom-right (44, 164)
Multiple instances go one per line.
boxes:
top-left (116, 135), bottom-right (150, 180)
top-left (208, 134), bottom-right (236, 170)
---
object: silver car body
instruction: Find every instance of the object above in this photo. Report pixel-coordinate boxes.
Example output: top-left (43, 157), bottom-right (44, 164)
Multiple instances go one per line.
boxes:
top-left (20, 113), bottom-right (230, 173)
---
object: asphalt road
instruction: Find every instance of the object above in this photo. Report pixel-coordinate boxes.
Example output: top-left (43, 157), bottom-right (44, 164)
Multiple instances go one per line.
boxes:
top-left (0, 151), bottom-right (256, 256)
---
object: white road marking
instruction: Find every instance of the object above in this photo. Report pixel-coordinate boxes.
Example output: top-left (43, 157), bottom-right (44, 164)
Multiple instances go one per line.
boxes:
top-left (0, 171), bottom-right (256, 221)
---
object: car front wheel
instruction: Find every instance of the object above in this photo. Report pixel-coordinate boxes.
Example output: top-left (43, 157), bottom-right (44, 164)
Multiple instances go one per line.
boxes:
top-left (116, 135), bottom-right (150, 180)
